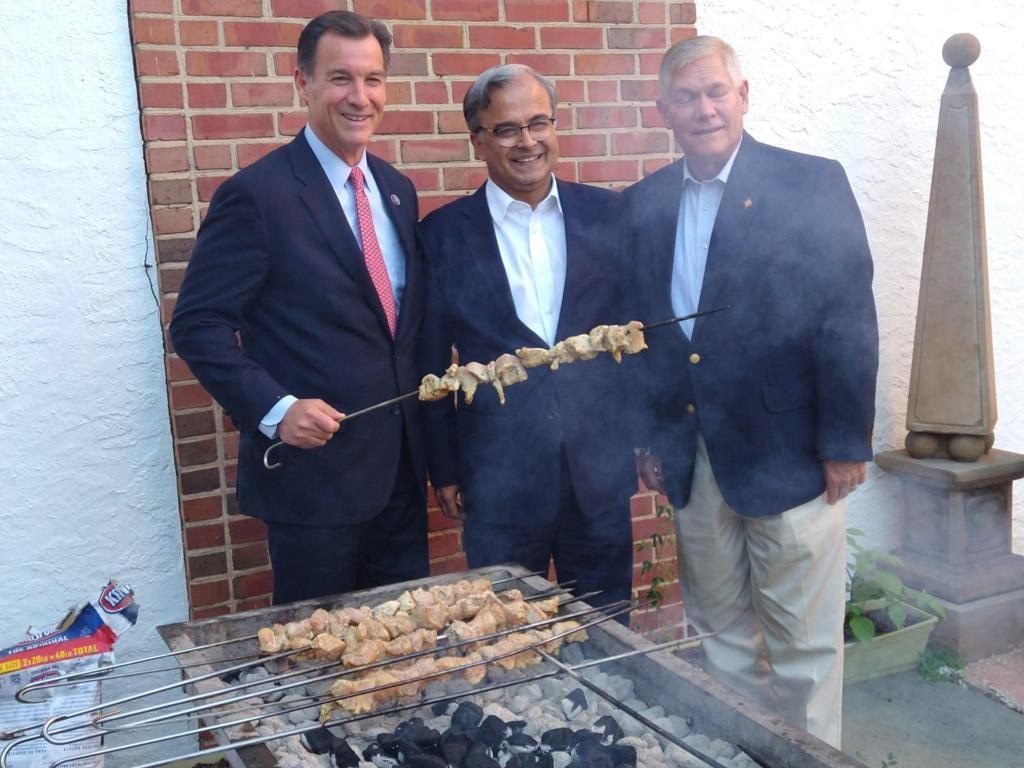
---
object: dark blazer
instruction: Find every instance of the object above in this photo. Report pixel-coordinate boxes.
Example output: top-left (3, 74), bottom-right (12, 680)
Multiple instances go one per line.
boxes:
top-left (624, 133), bottom-right (878, 517)
top-left (170, 131), bottom-right (425, 526)
top-left (418, 180), bottom-right (640, 529)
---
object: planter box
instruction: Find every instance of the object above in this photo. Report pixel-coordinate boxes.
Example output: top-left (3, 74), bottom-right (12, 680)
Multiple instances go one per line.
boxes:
top-left (844, 599), bottom-right (938, 684)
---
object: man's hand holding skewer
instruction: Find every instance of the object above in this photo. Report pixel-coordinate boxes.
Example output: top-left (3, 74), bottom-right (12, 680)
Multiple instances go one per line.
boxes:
top-left (278, 399), bottom-right (345, 448)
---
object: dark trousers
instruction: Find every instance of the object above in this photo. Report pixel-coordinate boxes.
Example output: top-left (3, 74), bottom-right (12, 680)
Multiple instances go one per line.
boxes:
top-left (462, 446), bottom-right (633, 615)
top-left (266, 446), bottom-right (428, 604)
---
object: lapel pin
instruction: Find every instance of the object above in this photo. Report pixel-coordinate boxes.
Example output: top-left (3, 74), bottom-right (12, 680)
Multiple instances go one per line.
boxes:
top-left (390, 193), bottom-right (401, 206)
top-left (743, 197), bottom-right (753, 209)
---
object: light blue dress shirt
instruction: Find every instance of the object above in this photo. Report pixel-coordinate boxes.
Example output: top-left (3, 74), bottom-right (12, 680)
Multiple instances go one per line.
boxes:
top-left (258, 126), bottom-right (408, 438)
top-left (670, 141), bottom-right (742, 338)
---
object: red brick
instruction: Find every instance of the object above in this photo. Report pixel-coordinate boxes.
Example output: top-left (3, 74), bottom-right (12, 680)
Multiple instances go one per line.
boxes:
top-left (228, 516), bottom-right (268, 544)
top-left (670, 27), bottom-right (696, 44)
top-left (639, 52), bottom-right (662, 75)
top-left (191, 604), bottom-right (231, 620)
top-left (232, 542), bottom-right (269, 571)
top-left (506, 53), bottom-right (570, 75)
top-left (131, 0), bottom-right (173, 11)
top-left (587, 80), bottom-right (618, 101)
top-left (197, 175), bottom-right (229, 202)
top-left (192, 113), bottom-right (275, 139)
top-left (553, 78), bottom-right (585, 102)
top-left (394, 24), bottom-right (464, 49)
top-left (429, 553), bottom-right (469, 575)
top-left (387, 81), bottom-right (412, 105)
top-left (639, 2), bottom-right (665, 23)
top-left (189, 578), bottom-right (231, 607)
top-left (185, 522), bottom-right (226, 550)
top-left (270, 0), bottom-right (343, 16)
top-left (238, 142), bottom-right (285, 168)
top-left (437, 111), bottom-right (467, 134)
top-left (427, 506), bottom-right (463, 532)
top-left (167, 354), bottom-right (193, 382)
top-left (630, 490), bottom-right (658, 518)
top-left (353, 0), bottom-right (426, 19)
top-left (586, 0), bottom-right (633, 22)
top-left (181, 0), bottom-right (261, 16)
top-left (622, 79), bottom-right (659, 101)
top-left (189, 552), bottom-right (227, 579)
top-left (234, 570), bottom-right (274, 598)
top-left (643, 156), bottom-right (673, 175)
top-left (609, 27), bottom-right (665, 49)
top-left (406, 166), bottom-right (440, 189)
top-left (612, 130), bottom-right (669, 154)
top-left (442, 165), bottom-right (488, 190)
top-left (415, 81), bottom-right (448, 104)
top-left (554, 161), bottom-right (578, 181)
top-left (231, 82), bottom-right (295, 107)
top-left (133, 17), bottom-right (176, 44)
top-left (539, 27), bottom-right (602, 49)
top-left (377, 109), bottom-right (434, 135)
top-left (431, 0), bottom-right (499, 21)
top-left (419, 193), bottom-right (463, 216)
top-left (171, 382), bottom-right (214, 409)
top-left (640, 104), bottom-right (665, 127)
top-left (554, 104), bottom-right (574, 129)
top-left (432, 52), bottom-right (501, 77)
top-left (159, 263), bottom-right (188, 291)
top-left (223, 432), bottom-right (239, 460)
top-left (179, 437), bottom-right (218, 466)
top-left (401, 138), bottom-right (469, 163)
top-left (187, 83), bottom-right (227, 108)
top-left (428, 530), bottom-right (462, 558)
top-left (390, 52), bottom-right (429, 76)
top-left (669, 2), bottom-right (697, 24)
top-left (273, 51), bottom-right (297, 76)
top-left (182, 495), bottom-right (223, 523)
top-left (574, 53), bottom-right (634, 75)
top-left (470, 25), bottom-right (536, 49)
top-left (194, 144), bottom-right (233, 170)
top-left (278, 111), bottom-right (307, 136)
top-left (151, 178), bottom-right (193, 205)
top-left (236, 597), bottom-right (272, 612)
top-left (506, 0), bottom-right (569, 22)
top-left (579, 159), bottom-right (639, 183)
top-left (185, 51), bottom-right (267, 77)
top-left (368, 139), bottom-right (397, 163)
top-left (632, 512), bottom-right (675, 541)
top-left (174, 409), bottom-right (215, 439)
top-left (451, 80), bottom-right (474, 103)
top-left (153, 207), bottom-right (195, 235)
top-left (180, 19), bottom-right (219, 46)
top-left (557, 133), bottom-right (607, 157)
top-left (577, 105), bottom-right (636, 129)
top-left (136, 49), bottom-right (180, 76)
top-left (224, 462), bottom-right (238, 487)
top-left (147, 145), bottom-right (189, 173)
top-left (224, 21), bottom-right (305, 47)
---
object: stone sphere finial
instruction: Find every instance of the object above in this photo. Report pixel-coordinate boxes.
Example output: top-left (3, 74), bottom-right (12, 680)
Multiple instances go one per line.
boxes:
top-left (943, 33), bottom-right (980, 68)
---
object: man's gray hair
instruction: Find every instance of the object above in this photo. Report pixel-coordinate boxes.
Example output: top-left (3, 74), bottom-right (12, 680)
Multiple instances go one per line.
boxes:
top-left (462, 64), bottom-right (558, 132)
top-left (658, 35), bottom-right (744, 96)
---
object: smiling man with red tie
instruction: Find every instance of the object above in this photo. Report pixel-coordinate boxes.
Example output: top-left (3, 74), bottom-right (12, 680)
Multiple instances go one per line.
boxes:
top-left (170, 11), bottom-right (427, 604)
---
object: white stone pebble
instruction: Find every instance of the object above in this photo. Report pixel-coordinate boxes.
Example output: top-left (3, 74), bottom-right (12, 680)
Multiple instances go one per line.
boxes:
top-left (483, 702), bottom-right (519, 722)
top-left (508, 694), bottom-right (532, 714)
top-left (681, 733), bottom-right (711, 753)
top-left (708, 738), bottom-right (736, 760)
top-left (726, 752), bottom-right (759, 768)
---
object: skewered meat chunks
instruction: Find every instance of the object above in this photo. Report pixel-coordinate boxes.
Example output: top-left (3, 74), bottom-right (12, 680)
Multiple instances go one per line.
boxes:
top-left (517, 320), bottom-right (648, 371)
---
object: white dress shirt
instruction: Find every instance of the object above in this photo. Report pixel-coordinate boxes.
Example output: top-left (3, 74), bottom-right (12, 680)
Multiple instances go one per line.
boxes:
top-left (259, 126), bottom-right (408, 438)
top-left (485, 176), bottom-right (567, 346)
top-left (670, 140), bottom-right (742, 338)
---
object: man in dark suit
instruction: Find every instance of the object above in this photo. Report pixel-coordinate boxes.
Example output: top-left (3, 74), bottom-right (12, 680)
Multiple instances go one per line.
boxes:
top-left (419, 64), bottom-right (639, 610)
top-left (170, 11), bottom-right (427, 604)
top-left (625, 36), bottom-right (878, 747)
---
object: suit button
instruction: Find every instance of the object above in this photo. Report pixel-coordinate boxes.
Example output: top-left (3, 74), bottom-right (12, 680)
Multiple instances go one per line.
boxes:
top-left (391, 405), bottom-right (401, 415)
top-left (689, 353), bottom-right (701, 364)
top-left (686, 403), bottom-right (696, 414)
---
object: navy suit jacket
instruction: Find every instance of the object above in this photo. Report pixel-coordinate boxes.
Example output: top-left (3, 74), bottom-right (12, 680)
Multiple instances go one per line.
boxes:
top-left (624, 134), bottom-right (878, 517)
top-left (170, 131), bottom-right (425, 526)
top-left (418, 180), bottom-right (640, 529)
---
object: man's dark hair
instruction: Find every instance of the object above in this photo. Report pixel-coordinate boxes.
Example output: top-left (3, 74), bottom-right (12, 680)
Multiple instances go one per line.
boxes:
top-left (296, 10), bottom-right (392, 74)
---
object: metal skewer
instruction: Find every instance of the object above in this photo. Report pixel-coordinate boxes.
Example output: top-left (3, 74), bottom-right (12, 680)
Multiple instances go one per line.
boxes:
top-left (262, 305), bottom-right (730, 470)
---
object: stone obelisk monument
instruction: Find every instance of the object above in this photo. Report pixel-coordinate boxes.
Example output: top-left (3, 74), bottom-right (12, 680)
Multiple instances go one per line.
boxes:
top-left (875, 34), bottom-right (1024, 660)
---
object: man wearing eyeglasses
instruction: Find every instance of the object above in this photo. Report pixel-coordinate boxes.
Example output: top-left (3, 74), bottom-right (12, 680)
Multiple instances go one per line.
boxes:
top-left (418, 64), bottom-right (640, 612)
top-left (625, 36), bottom-right (878, 747)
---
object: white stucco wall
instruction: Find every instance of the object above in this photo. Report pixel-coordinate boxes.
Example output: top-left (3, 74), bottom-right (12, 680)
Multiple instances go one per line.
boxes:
top-left (699, 0), bottom-right (1024, 553)
top-left (0, 1), bottom-right (190, 758)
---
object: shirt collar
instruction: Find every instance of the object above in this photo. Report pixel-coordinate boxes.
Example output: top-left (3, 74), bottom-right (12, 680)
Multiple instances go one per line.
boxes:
top-left (682, 135), bottom-right (743, 187)
top-left (485, 175), bottom-right (562, 223)
top-left (304, 124), bottom-right (373, 193)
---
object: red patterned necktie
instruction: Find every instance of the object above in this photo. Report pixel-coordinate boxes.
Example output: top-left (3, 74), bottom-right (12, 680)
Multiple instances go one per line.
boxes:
top-left (349, 166), bottom-right (397, 337)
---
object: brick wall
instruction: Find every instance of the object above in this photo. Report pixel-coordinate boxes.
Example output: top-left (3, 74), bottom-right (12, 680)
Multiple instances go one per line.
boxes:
top-left (132, 0), bottom-right (691, 633)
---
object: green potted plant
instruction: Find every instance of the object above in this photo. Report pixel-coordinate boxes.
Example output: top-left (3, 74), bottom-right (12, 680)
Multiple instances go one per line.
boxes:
top-left (844, 528), bottom-right (945, 683)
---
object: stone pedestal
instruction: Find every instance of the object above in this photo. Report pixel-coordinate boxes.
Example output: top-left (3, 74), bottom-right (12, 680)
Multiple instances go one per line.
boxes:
top-left (875, 449), bottom-right (1024, 660)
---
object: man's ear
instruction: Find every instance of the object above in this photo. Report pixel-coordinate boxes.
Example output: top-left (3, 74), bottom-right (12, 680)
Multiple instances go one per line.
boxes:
top-left (656, 99), bottom-right (670, 125)
top-left (738, 79), bottom-right (750, 113)
top-left (294, 67), bottom-right (309, 105)
top-left (469, 130), bottom-right (486, 161)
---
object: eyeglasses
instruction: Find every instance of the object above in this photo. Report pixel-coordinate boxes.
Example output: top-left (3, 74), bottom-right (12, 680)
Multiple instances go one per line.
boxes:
top-left (477, 117), bottom-right (556, 147)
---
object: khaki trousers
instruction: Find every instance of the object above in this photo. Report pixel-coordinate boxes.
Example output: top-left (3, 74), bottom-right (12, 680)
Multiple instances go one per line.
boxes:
top-left (674, 436), bottom-right (846, 748)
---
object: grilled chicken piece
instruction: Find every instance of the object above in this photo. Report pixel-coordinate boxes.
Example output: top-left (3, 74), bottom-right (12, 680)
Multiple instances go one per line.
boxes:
top-left (516, 346), bottom-right (553, 368)
top-left (455, 361), bottom-right (493, 405)
top-left (308, 608), bottom-right (331, 634)
top-left (418, 373), bottom-right (449, 401)
top-left (356, 616), bottom-right (392, 641)
top-left (563, 333), bottom-right (599, 361)
top-left (378, 612), bottom-right (417, 639)
top-left (311, 632), bottom-right (346, 660)
top-left (257, 626), bottom-right (285, 654)
top-left (412, 602), bottom-right (448, 630)
top-left (341, 637), bottom-right (385, 667)
top-left (550, 619), bottom-right (588, 645)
